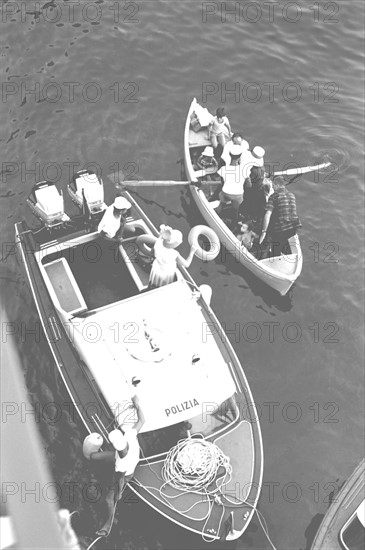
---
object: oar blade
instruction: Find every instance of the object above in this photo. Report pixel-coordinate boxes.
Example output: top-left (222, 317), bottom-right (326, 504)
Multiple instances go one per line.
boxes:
top-left (273, 162), bottom-right (331, 177)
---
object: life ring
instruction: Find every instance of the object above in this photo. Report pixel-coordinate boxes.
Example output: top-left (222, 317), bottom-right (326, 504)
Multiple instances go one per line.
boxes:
top-left (188, 225), bottom-right (220, 261)
top-left (136, 234), bottom-right (157, 258)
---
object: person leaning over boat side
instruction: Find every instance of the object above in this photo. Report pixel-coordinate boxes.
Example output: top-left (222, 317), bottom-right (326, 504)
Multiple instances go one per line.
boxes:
top-left (97, 196), bottom-right (135, 242)
top-left (208, 107), bottom-right (232, 150)
top-left (221, 132), bottom-right (250, 167)
top-left (148, 225), bottom-right (197, 288)
top-left (85, 395), bottom-right (145, 537)
top-left (259, 177), bottom-right (302, 255)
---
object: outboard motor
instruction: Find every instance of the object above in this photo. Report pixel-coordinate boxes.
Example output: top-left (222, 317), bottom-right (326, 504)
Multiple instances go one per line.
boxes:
top-left (68, 170), bottom-right (106, 214)
top-left (27, 181), bottom-right (70, 228)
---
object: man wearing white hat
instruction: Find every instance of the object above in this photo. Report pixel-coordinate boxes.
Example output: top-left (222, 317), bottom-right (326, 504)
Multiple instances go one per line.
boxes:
top-left (212, 144), bottom-right (248, 222)
top-left (97, 196), bottom-right (133, 242)
top-left (83, 395), bottom-right (145, 537)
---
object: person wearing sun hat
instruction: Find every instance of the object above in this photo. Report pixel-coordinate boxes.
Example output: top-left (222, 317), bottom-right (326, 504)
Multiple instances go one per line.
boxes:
top-left (251, 146), bottom-right (265, 166)
top-left (97, 195), bottom-right (134, 241)
top-left (194, 146), bottom-right (219, 172)
top-left (148, 224), bottom-right (197, 288)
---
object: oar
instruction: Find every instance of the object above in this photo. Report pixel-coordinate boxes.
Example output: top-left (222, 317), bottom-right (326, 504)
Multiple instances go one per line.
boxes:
top-left (272, 161), bottom-right (331, 177)
top-left (108, 161), bottom-right (331, 187)
top-left (113, 179), bottom-right (192, 187)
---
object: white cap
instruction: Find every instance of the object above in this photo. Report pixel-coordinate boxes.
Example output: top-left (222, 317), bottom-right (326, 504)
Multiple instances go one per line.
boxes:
top-left (252, 146), bottom-right (265, 159)
top-left (229, 144), bottom-right (243, 157)
top-left (114, 196), bottom-right (131, 210)
top-left (202, 146), bottom-right (214, 157)
top-left (109, 429), bottom-right (128, 451)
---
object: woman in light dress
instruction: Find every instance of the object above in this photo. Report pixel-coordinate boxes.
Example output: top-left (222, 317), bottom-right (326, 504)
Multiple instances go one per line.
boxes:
top-left (149, 225), bottom-right (197, 288)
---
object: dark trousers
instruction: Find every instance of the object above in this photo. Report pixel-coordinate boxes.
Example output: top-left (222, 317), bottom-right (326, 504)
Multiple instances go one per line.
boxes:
top-left (269, 228), bottom-right (297, 255)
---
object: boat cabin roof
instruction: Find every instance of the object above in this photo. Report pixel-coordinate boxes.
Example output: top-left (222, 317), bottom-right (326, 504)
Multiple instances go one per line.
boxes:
top-left (70, 279), bottom-right (236, 433)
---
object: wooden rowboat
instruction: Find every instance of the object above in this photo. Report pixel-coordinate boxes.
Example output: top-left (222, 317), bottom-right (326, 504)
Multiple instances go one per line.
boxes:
top-left (183, 97), bottom-right (303, 296)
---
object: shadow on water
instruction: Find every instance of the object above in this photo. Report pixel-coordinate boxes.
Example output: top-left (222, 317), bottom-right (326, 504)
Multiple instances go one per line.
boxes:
top-left (302, 513), bottom-right (325, 550)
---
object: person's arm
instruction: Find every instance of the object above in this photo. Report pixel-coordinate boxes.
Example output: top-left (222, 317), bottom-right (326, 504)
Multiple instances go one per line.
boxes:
top-left (131, 394), bottom-right (145, 433)
top-left (176, 246), bottom-right (197, 269)
top-left (259, 210), bottom-right (272, 243)
top-left (89, 450), bottom-right (115, 462)
top-left (224, 117), bottom-right (232, 135)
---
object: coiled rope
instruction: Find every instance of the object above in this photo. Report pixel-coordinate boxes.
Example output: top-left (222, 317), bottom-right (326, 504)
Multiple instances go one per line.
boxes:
top-left (162, 438), bottom-right (231, 493)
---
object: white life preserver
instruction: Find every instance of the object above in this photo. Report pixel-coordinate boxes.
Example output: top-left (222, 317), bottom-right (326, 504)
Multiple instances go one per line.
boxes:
top-left (188, 225), bottom-right (220, 262)
top-left (136, 234), bottom-right (157, 258)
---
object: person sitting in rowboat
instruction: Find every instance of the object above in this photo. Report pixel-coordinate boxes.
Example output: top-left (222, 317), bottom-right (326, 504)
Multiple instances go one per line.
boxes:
top-left (259, 177), bottom-right (302, 255)
top-left (83, 395), bottom-right (145, 538)
top-left (148, 225), bottom-right (197, 288)
top-left (193, 146), bottom-right (218, 172)
top-left (97, 196), bottom-right (135, 242)
top-left (236, 221), bottom-right (258, 250)
top-left (208, 107), bottom-right (232, 151)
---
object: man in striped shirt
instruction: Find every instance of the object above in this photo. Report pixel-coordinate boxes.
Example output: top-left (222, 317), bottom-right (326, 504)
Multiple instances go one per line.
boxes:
top-left (260, 178), bottom-right (302, 255)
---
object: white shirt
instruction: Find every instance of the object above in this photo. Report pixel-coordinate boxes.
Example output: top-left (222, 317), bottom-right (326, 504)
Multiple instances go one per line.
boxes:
top-left (114, 428), bottom-right (140, 476)
top-left (221, 140), bottom-right (250, 167)
top-left (218, 164), bottom-right (246, 195)
top-left (97, 205), bottom-right (121, 239)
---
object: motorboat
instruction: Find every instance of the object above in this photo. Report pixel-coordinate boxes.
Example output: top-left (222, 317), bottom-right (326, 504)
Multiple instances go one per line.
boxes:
top-left (15, 172), bottom-right (264, 541)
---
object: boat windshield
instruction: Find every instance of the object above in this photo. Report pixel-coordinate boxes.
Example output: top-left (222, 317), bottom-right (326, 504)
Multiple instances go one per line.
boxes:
top-left (138, 394), bottom-right (238, 458)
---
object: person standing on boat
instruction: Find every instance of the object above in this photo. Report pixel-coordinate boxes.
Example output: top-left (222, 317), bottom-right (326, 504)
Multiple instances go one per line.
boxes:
top-left (97, 196), bottom-right (134, 242)
top-left (213, 145), bottom-right (246, 222)
top-left (83, 395), bottom-right (145, 537)
top-left (209, 107), bottom-right (232, 151)
top-left (259, 178), bottom-right (302, 255)
top-left (239, 166), bottom-right (268, 229)
top-left (149, 225), bottom-right (197, 288)
top-left (221, 132), bottom-right (250, 167)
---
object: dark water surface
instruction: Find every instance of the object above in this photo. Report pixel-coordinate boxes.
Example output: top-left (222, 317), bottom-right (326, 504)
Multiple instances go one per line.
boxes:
top-left (1, 1), bottom-right (364, 549)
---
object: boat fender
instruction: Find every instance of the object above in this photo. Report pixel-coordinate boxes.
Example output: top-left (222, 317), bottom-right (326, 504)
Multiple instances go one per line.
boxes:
top-left (199, 284), bottom-right (212, 305)
top-left (136, 235), bottom-right (157, 258)
top-left (82, 433), bottom-right (103, 459)
top-left (188, 225), bottom-right (220, 261)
